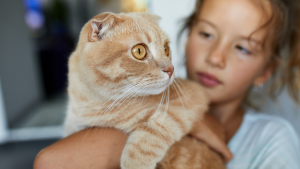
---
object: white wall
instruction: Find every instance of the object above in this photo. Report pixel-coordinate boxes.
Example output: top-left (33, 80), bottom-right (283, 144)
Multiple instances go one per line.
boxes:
top-left (149, 0), bottom-right (300, 137)
top-left (0, 1), bottom-right (43, 125)
top-left (149, 0), bottom-right (196, 78)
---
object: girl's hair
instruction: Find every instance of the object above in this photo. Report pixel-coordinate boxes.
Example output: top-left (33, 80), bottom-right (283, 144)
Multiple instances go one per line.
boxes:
top-left (181, 0), bottom-right (300, 105)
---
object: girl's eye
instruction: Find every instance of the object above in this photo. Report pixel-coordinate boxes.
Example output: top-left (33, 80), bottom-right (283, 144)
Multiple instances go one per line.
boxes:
top-left (199, 32), bottom-right (213, 39)
top-left (236, 45), bottom-right (252, 55)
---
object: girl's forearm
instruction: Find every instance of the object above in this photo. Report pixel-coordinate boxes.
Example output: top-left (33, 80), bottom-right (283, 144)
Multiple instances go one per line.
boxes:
top-left (34, 128), bottom-right (128, 169)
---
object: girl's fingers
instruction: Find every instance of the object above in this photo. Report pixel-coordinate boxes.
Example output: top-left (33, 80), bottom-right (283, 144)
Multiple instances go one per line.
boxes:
top-left (192, 128), bottom-right (233, 163)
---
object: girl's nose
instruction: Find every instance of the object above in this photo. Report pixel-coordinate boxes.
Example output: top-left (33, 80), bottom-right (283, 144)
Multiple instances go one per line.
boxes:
top-left (205, 44), bottom-right (226, 69)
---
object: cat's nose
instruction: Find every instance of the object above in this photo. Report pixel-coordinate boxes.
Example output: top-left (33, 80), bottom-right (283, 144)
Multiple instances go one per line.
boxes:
top-left (163, 65), bottom-right (174, 78)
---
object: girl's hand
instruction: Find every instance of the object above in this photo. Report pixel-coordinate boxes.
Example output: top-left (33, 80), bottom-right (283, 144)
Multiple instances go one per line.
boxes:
top-left (190, 113), bottom-right (233, 163)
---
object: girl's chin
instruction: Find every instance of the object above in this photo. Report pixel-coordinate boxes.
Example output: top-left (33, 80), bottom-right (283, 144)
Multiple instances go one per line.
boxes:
top-left (202, 88), bottom-right (224, 103)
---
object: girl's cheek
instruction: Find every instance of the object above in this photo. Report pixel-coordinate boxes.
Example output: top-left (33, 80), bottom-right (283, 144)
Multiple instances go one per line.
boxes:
top-left (186, 34), bottom-right (210, 60)
top-left (186, 41), bottom-right (201, 69)
top-left (227, 60), bottom-right (262, 91)
top-left (186, 45), bottom-right (199, 79)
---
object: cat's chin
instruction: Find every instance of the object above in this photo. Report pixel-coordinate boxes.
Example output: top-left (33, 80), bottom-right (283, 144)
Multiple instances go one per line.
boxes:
top-left (141, 77), bottom-right (174, 96)
top-left (143, 87), bottom-right (168, 95)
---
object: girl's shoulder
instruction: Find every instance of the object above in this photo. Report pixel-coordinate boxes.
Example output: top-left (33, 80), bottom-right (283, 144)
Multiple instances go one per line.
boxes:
top-left (243, 111), bottom-right (298, 136)
top-left (238, 110), bottom-right (300, 143)
top-left (227, 111), bottom-right (300, 169)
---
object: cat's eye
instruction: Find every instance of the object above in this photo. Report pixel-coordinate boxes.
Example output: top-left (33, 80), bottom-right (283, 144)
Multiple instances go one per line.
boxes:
top-left (132, 45), bottom-right (146, 60)
top-left (164, 43), bottom-right (170, 56)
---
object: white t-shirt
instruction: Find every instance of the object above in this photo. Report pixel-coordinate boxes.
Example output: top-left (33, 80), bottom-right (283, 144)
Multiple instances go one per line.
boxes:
top-left (227, 110), bottom-right (300, 169)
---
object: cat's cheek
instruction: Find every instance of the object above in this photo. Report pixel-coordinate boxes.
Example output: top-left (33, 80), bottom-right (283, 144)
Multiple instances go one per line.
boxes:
top-left (82, 43), bottom-right (97, 56)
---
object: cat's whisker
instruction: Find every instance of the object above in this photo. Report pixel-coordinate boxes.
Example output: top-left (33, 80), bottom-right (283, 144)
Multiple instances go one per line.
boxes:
top-left (153, 89), bottom-right (166, 119)
top-left (83, 85), bottom-right (136, 139)
top-left (88, 84), bottom-right (133, 124)
top-left (96, 85), bottom-right (134, 139)
top-left (174, 79), bottom-right (193, 106)
top-left (103, 81), bottom-right (142, 131)
top-left (107, 88), bottom-right (139, 118)
top-left (128, 93), bottom-right (140, 112)
top-left (100, 85), bottom-right (136, 116)
top-left (88, 84), bottom-right (136, 128)
top-left (119, 85), bottom-right (151, 114)
top-left (138, 86), bottom-right (148, 105)
top-left (159, 86), bottom-right (171, 127)
top-left (98, 82), bottom-right (147, 120)
top-left (172, 83), bottom-right (188, 121)
top-left (103, 84), bottom-right (151, 126)
top-left (166, 86), bottom-right (170, 113)
top-left (139, 85), bottom-right (166, 134)
top-left (128, 84), bottom-right (151, 111)
top-left (173, 79), bottom-right (190, 103)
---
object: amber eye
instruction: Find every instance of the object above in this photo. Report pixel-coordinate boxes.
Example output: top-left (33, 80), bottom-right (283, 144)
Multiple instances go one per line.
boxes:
top-left (132, 45), bottom-right (146, 60)
top-left (164, 43), bottom-right (170, 56)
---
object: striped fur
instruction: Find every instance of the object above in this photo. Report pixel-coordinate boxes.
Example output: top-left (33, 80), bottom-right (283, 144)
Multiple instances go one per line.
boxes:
top-left (65, 12), bottom-right (224, 169)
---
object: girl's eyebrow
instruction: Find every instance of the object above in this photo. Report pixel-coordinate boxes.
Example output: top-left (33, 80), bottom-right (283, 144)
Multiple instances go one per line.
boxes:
top-left (198, 19), bottom-right (261, 45)
top-left (197, 19), bottom-right (218, 30)
top-left (197, 19), bottom-right (262, 47)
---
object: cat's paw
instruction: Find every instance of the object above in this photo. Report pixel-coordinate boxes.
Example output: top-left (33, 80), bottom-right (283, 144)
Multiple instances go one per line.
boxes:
top-left (120, 143), bottom-right (158, 169)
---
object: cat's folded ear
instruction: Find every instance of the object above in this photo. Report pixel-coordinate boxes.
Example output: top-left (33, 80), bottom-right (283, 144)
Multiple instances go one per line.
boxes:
top-left (89, 13), bottom-right (123, 42)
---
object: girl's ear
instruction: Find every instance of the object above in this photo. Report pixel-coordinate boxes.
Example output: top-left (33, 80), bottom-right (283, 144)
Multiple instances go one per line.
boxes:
top-left (253, 60), bottom-right (277, 86)
top-left (89, 13), bottom-right (123, 42)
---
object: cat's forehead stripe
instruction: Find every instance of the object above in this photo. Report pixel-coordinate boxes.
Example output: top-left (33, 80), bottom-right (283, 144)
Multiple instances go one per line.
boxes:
top-left (145, 32), bottom-right (152, 43)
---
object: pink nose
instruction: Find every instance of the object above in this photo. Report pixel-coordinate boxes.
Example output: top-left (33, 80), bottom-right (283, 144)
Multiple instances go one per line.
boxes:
top-left (163, 65), bottom-right (174, 78)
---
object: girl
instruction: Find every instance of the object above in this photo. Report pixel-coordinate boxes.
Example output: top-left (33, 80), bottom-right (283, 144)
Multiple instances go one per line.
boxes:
top-left (34, 0), bottom-right (300, 168)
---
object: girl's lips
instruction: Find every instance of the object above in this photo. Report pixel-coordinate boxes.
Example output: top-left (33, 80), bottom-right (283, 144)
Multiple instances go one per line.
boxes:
top-left (197, 72), bottom-right (222, 87)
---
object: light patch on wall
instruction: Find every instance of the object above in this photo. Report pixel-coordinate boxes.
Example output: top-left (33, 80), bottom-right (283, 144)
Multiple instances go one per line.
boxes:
top-left (121, 0), bottom-right (149, 13)
top-left (0, 78), bottom-right (9, 143)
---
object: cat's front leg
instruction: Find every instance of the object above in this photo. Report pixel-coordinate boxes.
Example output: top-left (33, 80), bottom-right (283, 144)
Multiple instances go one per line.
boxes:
top-left (121, 121), bottom-right (183, 169)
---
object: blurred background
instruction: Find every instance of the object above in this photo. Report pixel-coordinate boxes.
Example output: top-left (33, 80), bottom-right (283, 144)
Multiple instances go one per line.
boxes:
top-left (0, 0), bottom-right (299, 168)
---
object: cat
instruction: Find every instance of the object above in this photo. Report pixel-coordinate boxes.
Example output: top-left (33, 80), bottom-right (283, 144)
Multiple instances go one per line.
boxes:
top-left (64, 12), bottom-right (225, 169)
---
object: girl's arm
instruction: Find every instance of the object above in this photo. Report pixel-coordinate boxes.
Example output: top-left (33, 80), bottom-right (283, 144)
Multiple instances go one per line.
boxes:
top-left (33, 128), bottom-right (128, 169)
top-left (34, 115), bottom-right (231, 169)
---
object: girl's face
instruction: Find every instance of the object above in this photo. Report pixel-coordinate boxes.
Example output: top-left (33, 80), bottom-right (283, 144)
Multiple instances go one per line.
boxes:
top-left (186, 0), bottom-right (273, 104)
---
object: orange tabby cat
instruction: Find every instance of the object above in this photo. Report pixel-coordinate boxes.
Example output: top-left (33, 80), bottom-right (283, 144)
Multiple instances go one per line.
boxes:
top-left (64, 12), bottom-right (224, 169)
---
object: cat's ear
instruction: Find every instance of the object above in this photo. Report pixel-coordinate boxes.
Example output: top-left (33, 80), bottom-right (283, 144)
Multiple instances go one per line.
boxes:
top-left (89, 13), bottom-right (123, 42)
top-left (139, 13), bottom-right (161, 23)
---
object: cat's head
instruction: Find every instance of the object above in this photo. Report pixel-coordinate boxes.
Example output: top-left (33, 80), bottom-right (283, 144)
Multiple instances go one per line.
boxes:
top-left (75, 12), bottom-right (174, 98)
